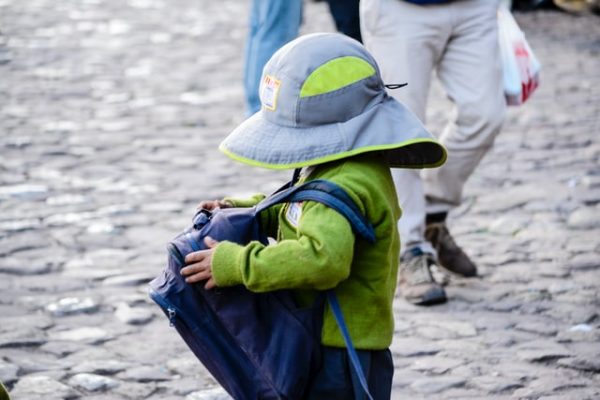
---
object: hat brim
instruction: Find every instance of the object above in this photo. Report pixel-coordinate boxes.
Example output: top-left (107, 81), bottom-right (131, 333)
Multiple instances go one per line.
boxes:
top-left (219, 96), bottom-right (447, 170)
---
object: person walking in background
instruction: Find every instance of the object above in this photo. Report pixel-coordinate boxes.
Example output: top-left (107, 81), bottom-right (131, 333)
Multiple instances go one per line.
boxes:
top-left (244, 0), bottom-right (361, 116)
top-left (244, 0), bottom-right (303, 116)
top-left (360, 0), bottom-right (507, 305)
top-left (322, 0), bottom-right (362, 43)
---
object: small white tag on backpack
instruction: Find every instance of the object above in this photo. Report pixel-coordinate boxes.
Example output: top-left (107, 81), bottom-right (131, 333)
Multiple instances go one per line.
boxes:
top-left (260, 75), bottom-right (281, 111)
top-left (286, 202), bottom-right (303, 228)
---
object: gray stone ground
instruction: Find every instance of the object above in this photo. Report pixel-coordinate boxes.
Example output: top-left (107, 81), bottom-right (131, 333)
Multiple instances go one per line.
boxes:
top-left (0, 0), bottom-right (599, 398)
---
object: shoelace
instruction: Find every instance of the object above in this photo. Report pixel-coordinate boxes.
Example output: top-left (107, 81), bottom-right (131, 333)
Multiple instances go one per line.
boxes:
top-left (384, 83), bottom-right (408, 89)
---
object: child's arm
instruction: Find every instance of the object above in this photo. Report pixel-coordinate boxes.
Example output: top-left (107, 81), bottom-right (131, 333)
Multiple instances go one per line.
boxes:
top-left (210, 201), bottom-right (355, 292)
top-left (196, 193), bottom-right (265, 211)
top-left (222, 193), bottom-right (266, 208)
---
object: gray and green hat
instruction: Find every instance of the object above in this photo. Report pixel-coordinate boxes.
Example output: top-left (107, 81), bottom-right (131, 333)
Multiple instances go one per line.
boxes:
top-left (220, 33), bottom-right (446, 169)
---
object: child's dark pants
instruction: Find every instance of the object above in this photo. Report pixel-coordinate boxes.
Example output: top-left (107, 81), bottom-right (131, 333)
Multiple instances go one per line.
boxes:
top-left (306, 347), bottom-right (393, 399)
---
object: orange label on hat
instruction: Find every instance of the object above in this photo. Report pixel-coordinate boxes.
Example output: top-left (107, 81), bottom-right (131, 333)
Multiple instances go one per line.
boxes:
top-left (260, 75), bottom-right (281, 111)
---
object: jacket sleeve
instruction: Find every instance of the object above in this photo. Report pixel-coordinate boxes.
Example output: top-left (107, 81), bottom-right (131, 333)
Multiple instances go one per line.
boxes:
top-left (211, 200), bottom-right (355, 292)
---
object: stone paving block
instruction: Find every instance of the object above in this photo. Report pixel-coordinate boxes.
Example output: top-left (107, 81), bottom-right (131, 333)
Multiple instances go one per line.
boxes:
top-left (39, 342), bottom-right (85, 357)
top-left (0, 359), bottom-right (19, 385)
top-left (112, 380), bottom-right (158, 399)
top-left (114, 302), bottom-right (154, 325)
top-left (157, 377), bottom-right (209, 396)
top-left (409, 356), bottom-right (465, 375)
top-left (9, 375), bottom-right (80, 400)
top-left (68, 372), bottom-right (120, 392)
top-left (512, 374), bottom-right (592, 399)
top-left (389, 338), bottom-right (442, 358)
top-left (185, 387), bottom-right (232, 400)
top-left (557, 356), bottom-right (600, 373)
top-left (70, 359), bottom-right (131, 375)
top-left (46, 297), bottom-right (100, 316)
top-left (117, 365), bottom-right (171, 383)
top-left (409, 376), bottom-right (467, 395)
top-left (48, 327), bottom-right (111, 344)
top-left (567, 252), bottom-right (600, 271)
top-left (514, 320), bottom-right (560, 337)
top-left (539, 389), bottom-right (600, 400)
top-left (0, 328), bottom-right (47, 348)
top-left (467, 373), bottom-right (524, 394)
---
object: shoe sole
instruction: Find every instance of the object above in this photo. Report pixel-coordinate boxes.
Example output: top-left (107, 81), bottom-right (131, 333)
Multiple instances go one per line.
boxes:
top-left (404, 287), bottom-right (447, 306)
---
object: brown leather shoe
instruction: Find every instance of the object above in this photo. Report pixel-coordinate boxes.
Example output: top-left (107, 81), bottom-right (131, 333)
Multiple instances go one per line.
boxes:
top-left (425, 222), bottom-right (477, 277)
top-left (399, 248), bottom-right (447, 306)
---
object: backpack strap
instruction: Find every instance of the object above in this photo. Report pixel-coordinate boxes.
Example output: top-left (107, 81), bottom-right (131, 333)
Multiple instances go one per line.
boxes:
top-left (255, 179), bottom-right (376, 243)
top-left (256, 179), bottom-right (376, 400)
top-left (327, 291), bottom-right (374, 400)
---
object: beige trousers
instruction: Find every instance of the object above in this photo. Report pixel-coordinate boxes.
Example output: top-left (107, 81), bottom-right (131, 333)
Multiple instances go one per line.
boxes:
top-left (360, 0), bottom-right (506, 254)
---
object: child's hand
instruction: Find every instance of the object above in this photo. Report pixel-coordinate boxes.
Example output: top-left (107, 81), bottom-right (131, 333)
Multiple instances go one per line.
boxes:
top-left (196, 200), bottom-right (233, 211)
top-left (181, 237), bottom-right (220, 289)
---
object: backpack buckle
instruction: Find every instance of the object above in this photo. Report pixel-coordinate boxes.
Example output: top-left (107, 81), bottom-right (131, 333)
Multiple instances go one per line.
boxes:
top-left (192, 209), bottom-right (212, 230)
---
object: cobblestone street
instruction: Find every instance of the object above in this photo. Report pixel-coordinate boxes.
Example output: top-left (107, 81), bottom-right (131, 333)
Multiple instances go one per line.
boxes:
top-left (1, 0), bottom-right (599, 399)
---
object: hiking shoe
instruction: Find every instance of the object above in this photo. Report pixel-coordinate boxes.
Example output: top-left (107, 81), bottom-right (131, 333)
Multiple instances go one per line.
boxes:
top-left (399, 248), bottom-right (447, 306)
top-left (425, 222), bottom-right (477, 277)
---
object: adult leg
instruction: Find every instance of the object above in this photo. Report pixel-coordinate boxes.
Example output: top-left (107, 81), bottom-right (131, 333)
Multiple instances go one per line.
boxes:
top-left (243, 0), bottom-right (302, 115)
top-left (361, 0), bottom-right (448, 254)
top-left (423, 0), bottom-right (506, 275)
top-left (361, 0), bottom-right (453, 305)
top-left (324, 0), bottom-right (362, 42)
top-left (425, 0), bottom-right (506, 212)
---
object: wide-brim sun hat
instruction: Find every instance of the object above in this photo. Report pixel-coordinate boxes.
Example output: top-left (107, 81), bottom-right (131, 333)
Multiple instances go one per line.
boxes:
top-left (220, 32), bottom-right (446, 170)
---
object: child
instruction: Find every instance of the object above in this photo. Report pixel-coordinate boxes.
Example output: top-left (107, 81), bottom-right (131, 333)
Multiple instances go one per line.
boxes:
top-left (181, 33), bottom-right (446, 399)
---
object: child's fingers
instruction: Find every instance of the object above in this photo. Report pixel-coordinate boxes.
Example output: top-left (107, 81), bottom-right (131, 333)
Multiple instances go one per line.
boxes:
top-left (204, 277), bottom-right (217, 290)
top-left (184, 249), bottom-right (210, 264)
top-left (204, 236), bottom-right (219, 248)
top-left (196, 200), bottom-right (231, 211)
top-left (196, 201), bottom-right (217, 211)
top-left (181, 253), bottom-right (215, 284)
top-left (180, 262), bottom-right (207, 276)
top-left (184, 268), bottom-right (212, 283)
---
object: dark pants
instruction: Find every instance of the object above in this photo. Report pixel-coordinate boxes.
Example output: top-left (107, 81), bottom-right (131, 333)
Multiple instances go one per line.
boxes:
top-left (325, 0), bottom-right (362, 43)
top-left (305, 347), bottom-right (393, 399)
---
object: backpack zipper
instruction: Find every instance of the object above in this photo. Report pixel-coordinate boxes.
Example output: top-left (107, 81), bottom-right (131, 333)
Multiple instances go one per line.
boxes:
top-left (167, 307), bottom-right (176, 326)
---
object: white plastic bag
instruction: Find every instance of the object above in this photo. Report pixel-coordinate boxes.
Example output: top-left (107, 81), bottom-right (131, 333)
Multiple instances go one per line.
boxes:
top-left (497, 5), bottom-right (541, 106)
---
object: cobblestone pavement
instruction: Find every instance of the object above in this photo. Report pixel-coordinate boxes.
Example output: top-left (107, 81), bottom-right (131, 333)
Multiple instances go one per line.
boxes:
top-left (1, 0), bottom-right (599, 399)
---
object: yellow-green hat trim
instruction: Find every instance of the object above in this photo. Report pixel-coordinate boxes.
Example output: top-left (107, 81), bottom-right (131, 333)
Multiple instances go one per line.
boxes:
top-left (219, 139), bottom-right (447, 170)
top-left (300, 56), bottom-right (376, 98)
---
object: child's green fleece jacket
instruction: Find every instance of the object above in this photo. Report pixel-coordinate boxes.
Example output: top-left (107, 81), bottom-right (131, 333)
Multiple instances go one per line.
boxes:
top-left (211, 153), bottom-right (401, 350)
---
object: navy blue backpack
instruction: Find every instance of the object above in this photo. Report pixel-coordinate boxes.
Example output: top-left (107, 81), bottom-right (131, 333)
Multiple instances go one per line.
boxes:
top-left (148, 179), bottom-right (376, 400)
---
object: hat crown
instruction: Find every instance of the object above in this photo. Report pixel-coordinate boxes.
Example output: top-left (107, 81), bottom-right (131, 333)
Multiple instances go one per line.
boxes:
top-left (259, 33), bottom-right (386, 127)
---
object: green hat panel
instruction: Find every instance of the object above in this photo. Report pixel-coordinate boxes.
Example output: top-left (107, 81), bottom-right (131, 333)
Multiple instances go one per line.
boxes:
top-left (300, 56), bottom-right (376, 98)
